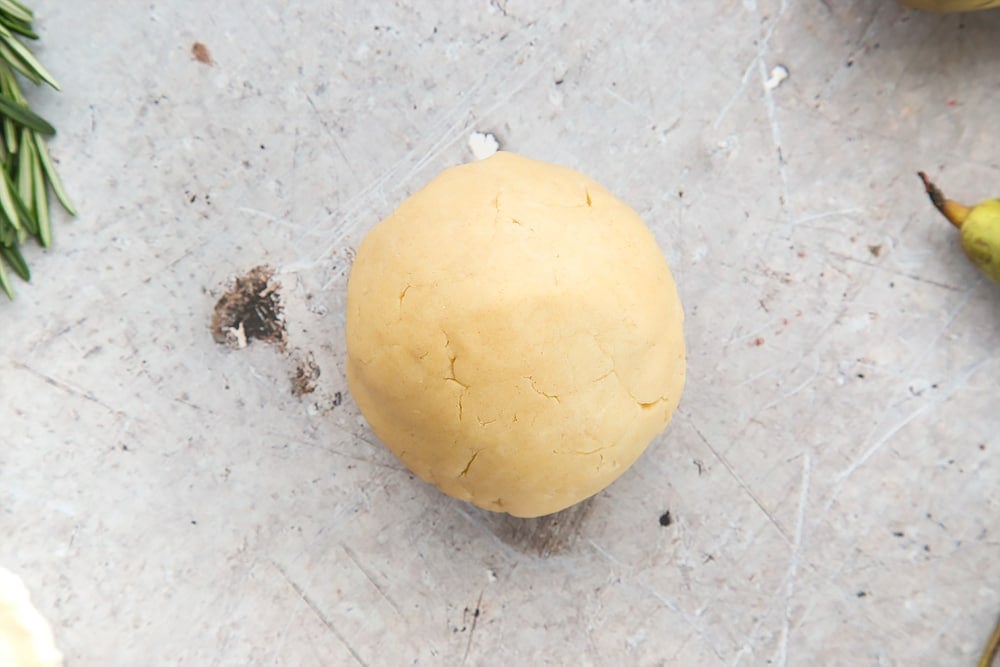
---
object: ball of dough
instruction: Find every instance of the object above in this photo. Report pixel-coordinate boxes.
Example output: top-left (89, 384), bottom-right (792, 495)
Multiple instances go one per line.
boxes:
top-left (346, 152), bottom-right (685, 518)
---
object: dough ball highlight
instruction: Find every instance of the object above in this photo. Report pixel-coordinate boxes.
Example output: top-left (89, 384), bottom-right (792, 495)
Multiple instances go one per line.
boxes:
top-left (346, 152), bottom-right (685, 517)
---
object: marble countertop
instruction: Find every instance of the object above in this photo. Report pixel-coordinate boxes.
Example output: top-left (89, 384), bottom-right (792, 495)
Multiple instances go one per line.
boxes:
top-left (2, 1), bottom-right (998, 664)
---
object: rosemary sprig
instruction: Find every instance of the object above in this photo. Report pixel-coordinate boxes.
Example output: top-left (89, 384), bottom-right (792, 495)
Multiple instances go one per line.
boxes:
top-left (0, 0), bottom-right (73, 300)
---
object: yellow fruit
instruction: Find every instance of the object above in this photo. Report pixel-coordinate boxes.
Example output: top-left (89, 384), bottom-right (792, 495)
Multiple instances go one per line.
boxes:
top-left (919, 172), bottom-right (1000, 283)
top-left (900, 0), bottom-right (1000, 11)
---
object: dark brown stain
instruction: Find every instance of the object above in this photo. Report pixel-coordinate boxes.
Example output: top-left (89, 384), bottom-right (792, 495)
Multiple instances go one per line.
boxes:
top-left (192, 42), bottom-right (213, 65)
top-left (477, 498), bottom-right (595, 557)
top-left (211, 265), bottom-right (287, 350)
top-left (291, 354), bottom-right (320, 397)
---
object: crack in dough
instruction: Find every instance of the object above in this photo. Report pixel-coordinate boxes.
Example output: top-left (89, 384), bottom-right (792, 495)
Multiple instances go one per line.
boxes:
top-left (345, 152), bottom-right (685, 517)
top-left (524, 375), bottom-right (561, 403)
top-left (459, 450), bottom-right (480, 477)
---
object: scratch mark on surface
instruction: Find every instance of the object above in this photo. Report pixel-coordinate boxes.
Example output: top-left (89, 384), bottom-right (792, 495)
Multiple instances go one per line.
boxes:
top-left (291, 437), bottom-right (407, 473)
top-left (788, 207), bottom-right (864, 228)
top-left (12, 361), bottom-right (124, 417)
top-left (643, 585), bottom-right (725, 661)
top-left (724, 316), bottom-right (787, 348)
top-left (828, 251), bottom-right (964, 292)
top-left (682, 410), bottom-right (791, 545)
top-left (603, 86), bottom-right (656, 123)
top-left (750, 2), bottom-right (791, 210)
top-left (714, 56), bottom-right (758, 128)
top-left (240, 206), bottom-right (334, 239)
top-left (342, 544), bottom-right (404, 619)
top-left (272, 561), bottom-right (368, 666)
top-left (306, 94), bottom-right (352, 168)
top-left (821, 354), bottom-right (989, 535)
top-left (756, 354), bottom-right (822, 414)
top-left (776, 452), bottom-right (812, 667)
top-left (303, 56), bottom-right (550, 273)
top-left (268, 604), bottom-right (303, 666)
top-left (835, 404), bottom-right (930, 487)
top-left (736, 366), bottom-right (778, 388)
top-left (587, 539), bottom-right (627, 569)
top-left (462, 590), bottom-right (485, 665)
top-left (827, 285), bottom-right (979, 499)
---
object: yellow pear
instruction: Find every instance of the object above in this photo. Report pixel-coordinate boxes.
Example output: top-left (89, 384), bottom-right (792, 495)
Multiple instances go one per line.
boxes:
top-left (919, 172), bottom-right (1000, 283)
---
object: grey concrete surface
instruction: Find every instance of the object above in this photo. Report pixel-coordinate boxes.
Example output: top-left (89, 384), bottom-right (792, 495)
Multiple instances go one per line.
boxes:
top-left (2, 1), bottom-right (998, 665)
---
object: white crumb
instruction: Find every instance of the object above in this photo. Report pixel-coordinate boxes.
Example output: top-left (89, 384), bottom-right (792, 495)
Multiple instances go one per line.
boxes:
top-left (225, 322), bottom-right (248, 349)
top-left (764, 64), bottom-right (789, 90)
top-left (468, 131), bottom-right (500, 160)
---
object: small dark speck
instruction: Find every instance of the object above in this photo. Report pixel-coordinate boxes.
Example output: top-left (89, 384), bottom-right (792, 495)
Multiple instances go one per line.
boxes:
top-left (678, 190), bottom-right (684, 198)
top-left (892, 531), bottom-right (904, 538)
top-left (923, 545), bottom-right (931, 552)
top-left (191, 520), bottom-right (198, 525)
top-left (980, 443), bottom-right (986, 451)
top-left (260, 144), bottom-right (266, 150)
top-left (856, 591), bottom-right (867, 598)
top-left (659, 511), bottom-right (673, 527)
top-left (554, 78), bottom-right (564, 85)
top-left (867, 244), bottom-right (882, 257)
top-left (473, 608), bottom-right (481, 619)
top-left (120, 444), bottom-right (129, 451)
top-left (889, 281), bottom-right (895, 288)
top-left (856, 373), bottom-right (865, 379)
top-left (846, 59), bottom-right (854, 67)
top-left (333, 391), bottom-right (343, 407)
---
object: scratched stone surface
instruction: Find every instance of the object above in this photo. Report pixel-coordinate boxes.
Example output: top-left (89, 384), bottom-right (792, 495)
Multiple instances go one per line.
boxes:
top-left (1, 1), bottom-right (998, 665)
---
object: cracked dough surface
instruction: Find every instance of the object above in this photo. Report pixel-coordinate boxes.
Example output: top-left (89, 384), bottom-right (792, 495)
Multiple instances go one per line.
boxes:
top-left (346, 151), bottom-right (685, 518)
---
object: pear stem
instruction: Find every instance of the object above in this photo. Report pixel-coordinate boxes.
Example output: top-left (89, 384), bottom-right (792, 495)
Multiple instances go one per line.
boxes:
top-left (918, 171), bottom-right (970, 229)
top-left (979, 612), bottom-right (1000, 667)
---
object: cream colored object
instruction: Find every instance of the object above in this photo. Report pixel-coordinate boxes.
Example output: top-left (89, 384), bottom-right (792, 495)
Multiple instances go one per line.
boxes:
top-left (346, 152), bottom-right (685, 518)
top-left (0, 568), bottom-right (63, 667)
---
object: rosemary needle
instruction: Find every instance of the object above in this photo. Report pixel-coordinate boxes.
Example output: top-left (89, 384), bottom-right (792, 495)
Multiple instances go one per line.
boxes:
top-left (0, 1), bottom-right (73, 299)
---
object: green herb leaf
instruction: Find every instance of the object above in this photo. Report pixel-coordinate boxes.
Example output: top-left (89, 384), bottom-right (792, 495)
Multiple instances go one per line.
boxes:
top-left (0, 94), bottom-right (52, 134)
top-left (0, 253), bottom-right (13, 298)
top-left (0, 241), bottom-right (28, 280)
top-left (0, 0), bottom-right (33, 24)
top-left (32, 149), bottom-right (49, 246)
top-left (0, 0), bottom-right (74, 299)
top-left (0, 15), bottom-right (38, 41)
top-left (33, 132), bottom-right (73, 215)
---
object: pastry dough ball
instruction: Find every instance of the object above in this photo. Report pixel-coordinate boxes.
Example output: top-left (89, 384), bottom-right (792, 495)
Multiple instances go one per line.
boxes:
top-left (0, 568), bottom-right (62, 667)
top-left (346, 152), bottom-right (685, 517)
